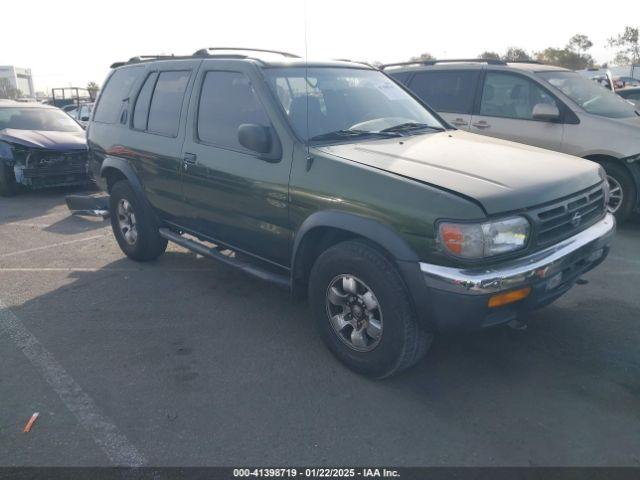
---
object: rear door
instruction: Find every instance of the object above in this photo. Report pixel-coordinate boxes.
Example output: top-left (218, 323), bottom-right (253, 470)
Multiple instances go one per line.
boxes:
top-left (179, 61), bottom-right (293, 267)
top-left (405, 69), bottom-right (480, 130)
top-left (470, 70), bottom-right (564, 150)
top-left (127, 60), bottom-right (200, 220)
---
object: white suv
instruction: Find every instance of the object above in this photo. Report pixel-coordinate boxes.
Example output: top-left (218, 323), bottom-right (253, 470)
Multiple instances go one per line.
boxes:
top-left (385, 59), bottom-right (640, 222)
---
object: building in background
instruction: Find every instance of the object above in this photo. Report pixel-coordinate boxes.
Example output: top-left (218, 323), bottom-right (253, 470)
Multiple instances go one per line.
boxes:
top-left (0, 66), bottom-right (35, 98)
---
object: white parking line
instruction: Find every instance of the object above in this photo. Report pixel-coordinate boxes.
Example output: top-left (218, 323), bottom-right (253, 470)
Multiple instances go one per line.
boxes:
top-left (0, 298), bottom-right (146, 466)
top-left (0, 234), bottom-right (108, 258)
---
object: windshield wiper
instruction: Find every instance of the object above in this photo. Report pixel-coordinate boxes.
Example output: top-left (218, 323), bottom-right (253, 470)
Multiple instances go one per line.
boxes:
top-left (379, 122), bottom-right (445, 134)
top-left (309, 129), bottom-right (400, 142)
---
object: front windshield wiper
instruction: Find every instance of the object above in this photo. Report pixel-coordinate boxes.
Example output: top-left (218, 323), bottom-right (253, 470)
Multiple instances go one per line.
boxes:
top-left (309, 129), bottom-right (401, 142)
top-left (379, 122), bottom-right (445, 134)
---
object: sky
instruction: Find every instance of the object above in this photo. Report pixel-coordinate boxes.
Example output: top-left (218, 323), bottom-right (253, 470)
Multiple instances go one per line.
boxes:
top-left (2, 0), bottom-right (637, 93)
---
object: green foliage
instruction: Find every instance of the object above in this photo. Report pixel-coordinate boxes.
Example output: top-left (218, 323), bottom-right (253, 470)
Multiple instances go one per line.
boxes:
top-left (608, 26), bottom-right (640, 65)
top-left (409, 52), bottom-right (435, 62)
top-left (479, 51), bottom-right (501, 60)
top-left (503, 47), bottom-right (532, 62)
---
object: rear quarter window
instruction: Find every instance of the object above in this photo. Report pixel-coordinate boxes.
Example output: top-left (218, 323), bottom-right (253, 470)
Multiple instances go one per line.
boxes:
top-left (408, 70), bottom-right (480, 114)
top-left (93, 67), bottom-right (143, 124)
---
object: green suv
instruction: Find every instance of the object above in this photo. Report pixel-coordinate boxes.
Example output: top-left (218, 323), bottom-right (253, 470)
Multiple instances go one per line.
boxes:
top-left (88, 48), bottom-right (615, 378)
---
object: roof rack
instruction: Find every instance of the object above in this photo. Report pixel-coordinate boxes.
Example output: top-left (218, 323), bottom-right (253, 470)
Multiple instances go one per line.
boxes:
top-left (193, 47), bottom-right (300, 58)
top-left (381, 58), bottom-right (546, 70)
top-left (381, 58), bottom-right (507, 69)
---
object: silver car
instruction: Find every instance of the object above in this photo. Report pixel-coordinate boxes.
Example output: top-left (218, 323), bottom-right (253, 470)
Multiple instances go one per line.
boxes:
top-left (385, 59), bottom-right (640, 222)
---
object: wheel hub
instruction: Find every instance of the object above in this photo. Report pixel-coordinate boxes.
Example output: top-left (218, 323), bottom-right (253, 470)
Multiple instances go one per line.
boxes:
top-left (325, 274), bottom-right (383, 352)
top-left (116, 199), bottom-right (138, 246)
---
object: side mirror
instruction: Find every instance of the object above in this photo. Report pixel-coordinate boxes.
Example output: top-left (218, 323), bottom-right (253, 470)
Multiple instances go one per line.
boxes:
top-left (532, 103), bottom-right (560, 122)
top-left (237, 124), bottom-right (280, 161)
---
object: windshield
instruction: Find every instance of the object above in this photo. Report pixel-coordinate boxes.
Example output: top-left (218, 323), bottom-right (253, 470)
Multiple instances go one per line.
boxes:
top-left (0, 107), bottom-right (83, 132)
top-left (264, 67), bottom-right (445, 142)
top-left (538, 71), bottom-right (638, 119)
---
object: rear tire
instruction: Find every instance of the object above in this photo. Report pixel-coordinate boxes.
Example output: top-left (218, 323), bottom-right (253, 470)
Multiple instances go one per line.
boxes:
top-left (109, 180), bottom-right (167, 261)
top-left (308, 240), bottom-right (432, 379)
top-left (0, 163), bottom-right (17, 197)
top-left (601, 161), bottom-right (636, 223)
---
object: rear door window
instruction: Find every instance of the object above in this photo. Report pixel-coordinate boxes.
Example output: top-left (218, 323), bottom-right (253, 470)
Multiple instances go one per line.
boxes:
top-left (93, 67), bottom-right (143, 124)
top-left (408, 70), bottom-right (479, 114)
top-left (147, 71), bottom-right (190, 137)
top-left (196, 71), bottom-right (270, 151)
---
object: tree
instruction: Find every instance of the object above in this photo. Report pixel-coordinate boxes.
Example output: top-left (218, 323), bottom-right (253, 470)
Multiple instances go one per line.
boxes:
top-left (0, 78), bottom-right (22, 99)
top-left (567, 34), bottom-right (593, 56)
top-left (608, 26), bottom-right (639, 65)
top-left (479, 51), bottom-right (501, 60)
top-left (409, 52), bottom-right (435, 62)
top-left (87, 81), bottom-right (100, 100)
top-left (536, 47), bottom-right (594, 70)
top-left (503, 47), bottom-right (532, 62)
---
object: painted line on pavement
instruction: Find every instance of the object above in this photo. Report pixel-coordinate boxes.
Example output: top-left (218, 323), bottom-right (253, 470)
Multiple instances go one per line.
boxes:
top-left (0, 298), bottom-right (146, 466)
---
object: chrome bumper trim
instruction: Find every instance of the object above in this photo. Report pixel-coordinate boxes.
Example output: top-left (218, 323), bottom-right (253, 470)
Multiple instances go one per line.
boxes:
top-left (420, 213), bottom-right (615, 295)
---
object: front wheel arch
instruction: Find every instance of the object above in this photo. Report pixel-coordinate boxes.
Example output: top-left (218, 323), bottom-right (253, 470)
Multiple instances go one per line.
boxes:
top-left (583, 155), bottom-right (638, 221)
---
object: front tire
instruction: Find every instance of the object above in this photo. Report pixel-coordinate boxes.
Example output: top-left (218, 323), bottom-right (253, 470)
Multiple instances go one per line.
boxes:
top-left (308, 240), bottom-right (432, 378)
top-left (602, 161), bottom-right (636, 223)
top-left (0, 163), bottom-right (17, 197)
top-left (109, 180), bottom-right (167, 261)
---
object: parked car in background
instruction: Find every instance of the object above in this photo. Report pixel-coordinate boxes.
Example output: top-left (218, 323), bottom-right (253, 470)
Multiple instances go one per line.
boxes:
top-left (591, 75), bottom-right (625, 90)
top-left (385, 59), bottom-right (640, 222)
top-left (0, 100), bottom-right (90, 196)
top-left (65, 102), bottom-right (94, 128)
top-left (617, 87), bottom-right (640, 108)
top-left (87, 49), bottom-right (614, 378)
top-left (618, 76), bottom-right (640, 88)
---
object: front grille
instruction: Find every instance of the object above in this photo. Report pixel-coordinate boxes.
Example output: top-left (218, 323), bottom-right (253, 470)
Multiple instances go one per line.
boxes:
top-left (532, 184), bottom-right (606, 247)
top-left (23, 150), bottom-right (88, 179)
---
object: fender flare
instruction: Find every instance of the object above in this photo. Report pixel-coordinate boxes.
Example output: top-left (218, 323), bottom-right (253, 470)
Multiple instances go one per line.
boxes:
top-left (100, 156), bottom-right (159, 221)
top-left (291, 210), bottom-right (420, 266)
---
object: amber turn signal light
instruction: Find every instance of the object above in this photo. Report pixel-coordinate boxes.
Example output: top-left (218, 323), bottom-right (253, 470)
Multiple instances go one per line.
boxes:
top-left (488, 287), bottom-right (532, 308)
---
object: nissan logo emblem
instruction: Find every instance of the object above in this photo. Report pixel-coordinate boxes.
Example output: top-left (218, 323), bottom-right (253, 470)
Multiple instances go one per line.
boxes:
top-left (571, 211), bottom-right (582, 227)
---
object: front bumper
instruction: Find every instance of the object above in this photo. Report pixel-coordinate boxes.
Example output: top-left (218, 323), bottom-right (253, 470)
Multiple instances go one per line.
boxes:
top-left (419, 213), bottom-right (616, 332)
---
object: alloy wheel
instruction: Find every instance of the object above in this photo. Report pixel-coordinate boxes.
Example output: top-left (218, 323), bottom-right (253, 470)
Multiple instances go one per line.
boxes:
top-left (116, 198), bottom-right (138, 245)
top-left (606, 174), bottom-right (623, 214)
top-left (325, 274), bottom-right (383, 352)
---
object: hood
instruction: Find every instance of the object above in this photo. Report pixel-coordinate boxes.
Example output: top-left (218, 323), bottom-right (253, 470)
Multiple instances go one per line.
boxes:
top-left (317, 130), bottom-right (602, 215)
top-left (0, 129), bottom-right (87, 151)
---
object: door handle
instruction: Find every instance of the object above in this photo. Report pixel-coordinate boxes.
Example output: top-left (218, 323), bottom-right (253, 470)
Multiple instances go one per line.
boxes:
top-left (472, 121), bottom-right (490, 129)
top-left (450, 118), bottom-right (468, 127)
top-left (183, 153), bottom-right (197, 165)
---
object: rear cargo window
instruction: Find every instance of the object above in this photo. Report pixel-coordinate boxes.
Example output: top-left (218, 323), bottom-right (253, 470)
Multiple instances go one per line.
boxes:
top-left (147, 71), bottom-right (190, 137)
top-left (409, 70), bottom-right (479, 114)
top-left (93, 67), bottom-right (143, 124)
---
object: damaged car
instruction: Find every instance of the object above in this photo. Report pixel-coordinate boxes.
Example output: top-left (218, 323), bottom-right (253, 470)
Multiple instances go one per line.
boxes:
top-left (0, 101), bottom-right (90, 196)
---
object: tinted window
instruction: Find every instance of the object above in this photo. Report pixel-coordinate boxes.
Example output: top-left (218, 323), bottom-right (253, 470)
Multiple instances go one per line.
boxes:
top-left (133, 72), bottom-right (158, 130)
top-left (93, 67), bottom-right (142, 124)
top-left (480, 72), bottom-right (558, 120)
top-left (389, 71), bottom-right (412, 85)
top-left (147, 71), bottom-right (190, 137)
top-left (197, 71), bottom-right (270, 150)
top-left (409, 70), bottom-right (479, 114)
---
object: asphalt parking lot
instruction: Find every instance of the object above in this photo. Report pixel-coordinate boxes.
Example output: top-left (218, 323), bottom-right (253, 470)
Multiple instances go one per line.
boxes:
top-left (1, 189), bottom-right (639, 467)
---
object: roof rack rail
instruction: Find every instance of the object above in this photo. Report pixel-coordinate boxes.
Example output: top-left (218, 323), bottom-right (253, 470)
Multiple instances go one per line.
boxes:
top-left (506, 59), bottom-right (544, 65)
top-left (381, 58), bottom-right (506, 69)
top-left (193, 47), bottom-right (300, 58)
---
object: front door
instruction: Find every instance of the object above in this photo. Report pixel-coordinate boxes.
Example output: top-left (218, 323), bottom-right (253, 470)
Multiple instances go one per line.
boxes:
top-left (470, 71), bottom-right (564, 151)
top-left (179, 62), bottom-right (293, 267)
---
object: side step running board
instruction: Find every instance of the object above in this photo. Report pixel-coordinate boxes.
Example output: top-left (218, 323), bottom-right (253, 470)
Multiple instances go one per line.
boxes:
top-left (158, 228), bottom-right (290, 289)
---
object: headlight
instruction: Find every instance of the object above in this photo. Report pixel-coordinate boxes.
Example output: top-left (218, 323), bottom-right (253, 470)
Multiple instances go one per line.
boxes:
top-left (438, 216), bottom-right (530, 259)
